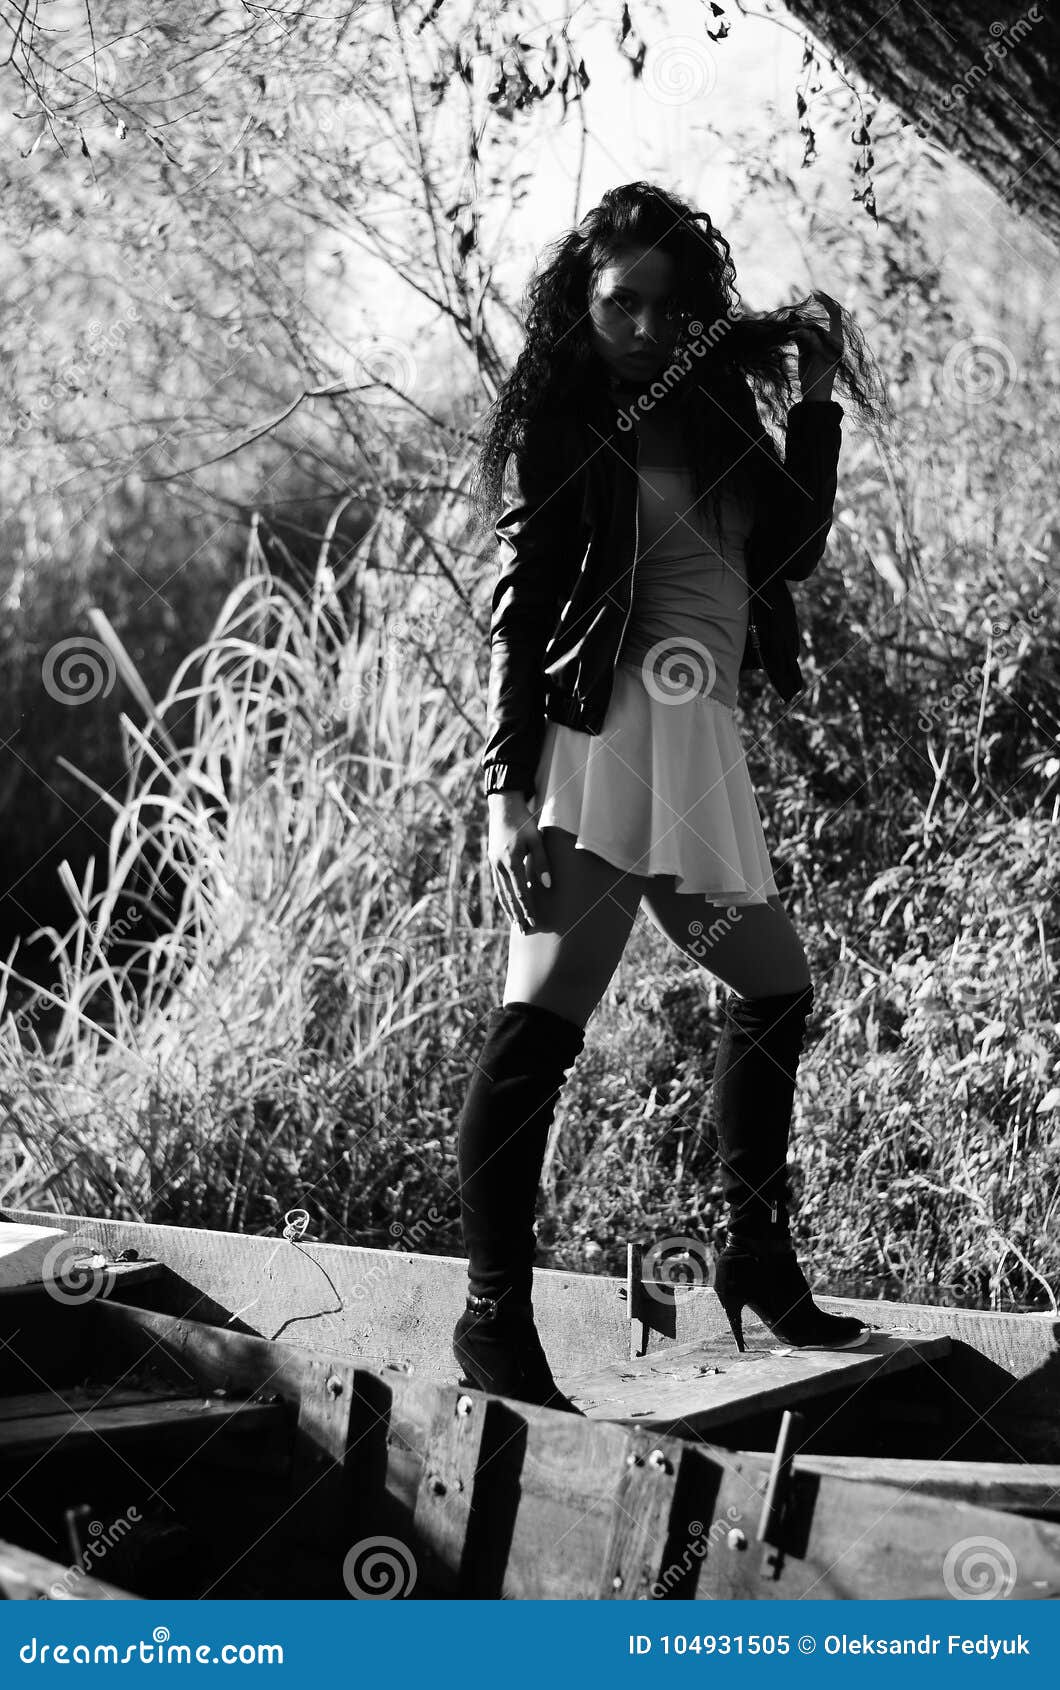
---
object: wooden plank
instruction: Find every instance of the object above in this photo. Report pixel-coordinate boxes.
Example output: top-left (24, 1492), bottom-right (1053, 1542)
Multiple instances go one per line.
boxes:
top-left (599, 1428), bottom-right (689, 1599)
top-left (381, 1373), bottom-right (641, 1599)
top-left (0, 1223), bottom-right (69, 1288)
top-left (287, 1354), bottom-right (359, 1548)
top-left (0, 1397), bottom-right (290, 1465)
top-left (562, 1332), bottom-right (952, 1438)
top-left (734, 1450), bottom-right (1060, 1518)
top-left (409, 1387), bottom-right (491, 1596)
top-left (341, 1369), bottom-right (721, 1600)
top-left (6, 1209), bottom-right (1056, 1457)
top-left (0, 1538), bottom-right (141, 1600)
top-left (87, 1303), bottom-right (397, 1553)
top-left (0, 1384), bottom-right (197, 1422)
top-left (0, 1259), bottom-right (163, 1301)
top-left (693, 1449), bottom-right (1060, 1598)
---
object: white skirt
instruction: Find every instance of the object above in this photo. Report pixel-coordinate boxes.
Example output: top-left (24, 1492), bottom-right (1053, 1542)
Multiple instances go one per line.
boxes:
top-left (530, 660), bottom-right (778, 905)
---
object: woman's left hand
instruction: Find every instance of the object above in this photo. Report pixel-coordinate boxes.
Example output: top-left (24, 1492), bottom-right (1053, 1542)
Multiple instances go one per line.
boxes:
top-left (791, 290), bottom-right (844, 399)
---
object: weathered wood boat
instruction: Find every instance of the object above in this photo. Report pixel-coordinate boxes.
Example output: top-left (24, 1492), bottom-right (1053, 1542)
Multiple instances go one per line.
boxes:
top-left (2, 1208), bottom-right (1058, 1600)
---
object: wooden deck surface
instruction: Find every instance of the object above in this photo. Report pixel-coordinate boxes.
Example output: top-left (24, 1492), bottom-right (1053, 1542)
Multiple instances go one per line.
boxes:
top-left (3, 1207), bottom-right (1057, 1460)
top-left (562, 1331), bottom-right (953, 1436)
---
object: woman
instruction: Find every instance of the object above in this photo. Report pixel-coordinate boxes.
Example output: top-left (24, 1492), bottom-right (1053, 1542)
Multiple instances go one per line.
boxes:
top-left (456, 181), bottom-right (889, 1414)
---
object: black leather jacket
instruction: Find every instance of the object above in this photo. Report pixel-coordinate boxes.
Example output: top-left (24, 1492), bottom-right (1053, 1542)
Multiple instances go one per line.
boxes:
top-left (481, 374), bottom-right (844, 799)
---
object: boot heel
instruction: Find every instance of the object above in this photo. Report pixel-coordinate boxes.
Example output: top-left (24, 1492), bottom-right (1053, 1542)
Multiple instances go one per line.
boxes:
top-left (719, 1296), bottom-right (746, 1353)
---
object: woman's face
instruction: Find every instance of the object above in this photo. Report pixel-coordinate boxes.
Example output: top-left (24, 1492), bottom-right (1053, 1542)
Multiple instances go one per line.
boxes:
top-left (587, 246), bottom-right (683, 382)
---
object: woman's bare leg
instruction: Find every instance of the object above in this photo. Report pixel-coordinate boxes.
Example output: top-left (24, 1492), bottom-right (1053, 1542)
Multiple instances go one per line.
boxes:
top-left (638, 882), bottom-right (811, 998)
top-left (502, 825), bottom-right (648, 1027)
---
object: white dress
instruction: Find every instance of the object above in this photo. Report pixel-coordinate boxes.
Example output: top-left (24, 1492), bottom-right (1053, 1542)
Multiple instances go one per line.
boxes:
top-left (529, 452), bottom-right (779, 907)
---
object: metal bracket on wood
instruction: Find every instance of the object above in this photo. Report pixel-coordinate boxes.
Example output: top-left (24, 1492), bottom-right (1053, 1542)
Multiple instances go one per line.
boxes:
top-left (626, 1241), bottom-right (649, 1360)
top-left (756, 1408), bottom-right (805, 1581)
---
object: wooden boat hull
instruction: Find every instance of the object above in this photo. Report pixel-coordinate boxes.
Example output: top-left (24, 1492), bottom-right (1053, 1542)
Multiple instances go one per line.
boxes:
top-left (1, 1209), bottom-right (1058, 1600)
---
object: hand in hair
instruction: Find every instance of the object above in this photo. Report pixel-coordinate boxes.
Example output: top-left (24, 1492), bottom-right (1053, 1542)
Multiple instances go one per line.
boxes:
top-left (790, 290), bottom-right (844, 400)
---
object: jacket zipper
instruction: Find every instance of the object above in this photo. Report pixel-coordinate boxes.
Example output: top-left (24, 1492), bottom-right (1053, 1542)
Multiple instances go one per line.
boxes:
top-left (616, 419), bottom-right (640, 664)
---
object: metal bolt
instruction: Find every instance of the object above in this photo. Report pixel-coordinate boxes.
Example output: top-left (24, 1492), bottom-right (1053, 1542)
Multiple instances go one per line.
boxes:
top-left (456, 1394), bottom-right (474, 1417)
top-left (625, 1451), bottom-right (644, 1467)
top-left (325, 1375), bottom-right (344, 1398)
top-left (727, 1527), bottom-right (748, 1552)
top-left (428, 1475), bottom-right (447, 1497)
top-left (647, 1449), bottom-right (672, 1474)
top-left (612, 1573), bottom-right (623, 1590)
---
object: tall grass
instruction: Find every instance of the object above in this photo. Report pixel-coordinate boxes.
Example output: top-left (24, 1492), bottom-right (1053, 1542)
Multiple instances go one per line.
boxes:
top-left (1, 478), bottom-right (1058, 1313)
top-left (0, 517), bottom-right (496, 1241)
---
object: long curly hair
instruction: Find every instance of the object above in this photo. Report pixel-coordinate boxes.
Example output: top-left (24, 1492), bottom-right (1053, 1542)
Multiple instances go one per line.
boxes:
top-left (468, 180), bottom-right (891, 545)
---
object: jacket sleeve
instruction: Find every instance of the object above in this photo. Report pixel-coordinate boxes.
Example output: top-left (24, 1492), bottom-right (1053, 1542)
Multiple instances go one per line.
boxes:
top-left (723, 378), bottom-right (844, 583)
top-left (480, 416), bottom-right (587, 801)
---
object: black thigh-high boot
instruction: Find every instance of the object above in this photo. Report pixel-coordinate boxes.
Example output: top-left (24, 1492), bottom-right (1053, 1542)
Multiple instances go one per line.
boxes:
top-left (452, 1000), bottom-right (586, 1412)
top-left (711, 983), bottom-right (868, 1352)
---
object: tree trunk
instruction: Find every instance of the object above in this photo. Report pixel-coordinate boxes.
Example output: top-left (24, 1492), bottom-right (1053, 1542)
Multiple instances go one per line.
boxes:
top-left (781, 0), bottom-right (1060, 250)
